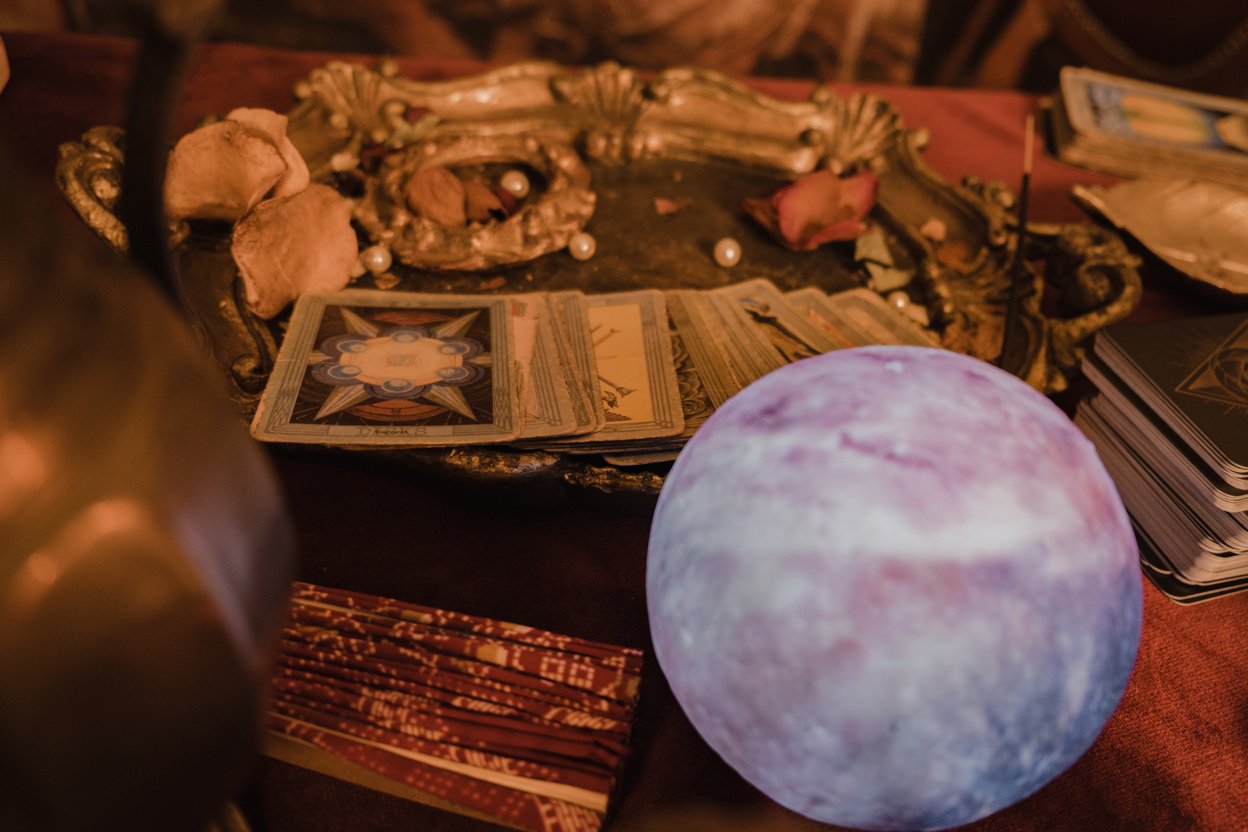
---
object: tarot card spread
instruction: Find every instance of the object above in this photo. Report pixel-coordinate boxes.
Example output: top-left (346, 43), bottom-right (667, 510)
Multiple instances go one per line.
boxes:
top-left (252, 281), bottom-right (932, 455)
top-left (251, 290), bottom-right (522, 446)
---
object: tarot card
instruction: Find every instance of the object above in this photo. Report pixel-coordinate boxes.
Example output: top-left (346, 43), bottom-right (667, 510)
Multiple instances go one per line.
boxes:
top-left (545, 289), bottom-right (684, 446)
top-left (251, 290), bottom-right (522, 446)
top-left (1082, 356), bottom-right (1248, 513)
top-left (787, 287), bottom-right (937, 348)
top-left (666, 289), bottom-right (752, 407)
top-left (1093, 312), bottom-right (1248, 486)
top-left (1061, 67), bottom-right (1248, 162)
top-left (688, 289), bottom-right (786, 386)
top-left (560, 308), bottom-right (720, 455)
top-left (785, 286), bottom-right (875, 349)
top-left (549, 290), bottom-right (607, 433)
top-left (1136, 524), bottom-right (1248, 604)
top-left (710, 279), bottom-right (839, 371)
top-left (510, 294), bottom-right (581, 440)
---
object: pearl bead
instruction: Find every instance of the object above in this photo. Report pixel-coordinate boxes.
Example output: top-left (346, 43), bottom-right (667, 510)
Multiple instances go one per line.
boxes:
top-left (330, 151), bottom-right (359, 172)
top-left (713, 237), bottom-right (742, 268)
top-left (361, 245), bottom-right (393, 274)
top-left (886, 290), bottom-right (910, 310)
top-left (500, 170), bottom-right (530, 199)
top-left (568, 232), bottom-right (596, 261)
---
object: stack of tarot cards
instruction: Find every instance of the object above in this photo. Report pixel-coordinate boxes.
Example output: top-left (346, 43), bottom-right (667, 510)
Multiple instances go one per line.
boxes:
top-left (1075, 313), bottom-right (1248, 603)
top-left (1050, 67), bottom-right (1248, 189)
top-left (264, 582), bottom-right (643, 832)
top-left (250, 280), bottom-right (934, 464)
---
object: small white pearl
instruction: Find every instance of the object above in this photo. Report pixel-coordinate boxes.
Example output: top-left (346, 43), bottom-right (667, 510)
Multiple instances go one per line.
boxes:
top-left (500, 170), bottom-right (530, 199)
top-left (713, 237), bottom-right (742, 268)
top-left (361, 245), bottom-right (393, 274)
top-left (568, 232), bottom-right (596, 261)
top-left (330, 151), bottom-right (359, 172)
top-left (887, 290), bottom-right (910, 310)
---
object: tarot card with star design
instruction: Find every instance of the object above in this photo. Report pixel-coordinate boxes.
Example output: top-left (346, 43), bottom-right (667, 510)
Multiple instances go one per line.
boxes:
top-left (251, 290), bottom-right (522, 446)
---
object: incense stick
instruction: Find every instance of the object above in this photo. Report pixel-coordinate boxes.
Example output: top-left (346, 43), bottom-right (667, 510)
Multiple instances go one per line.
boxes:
top-left (998, 113), bottom-right (1035, 371)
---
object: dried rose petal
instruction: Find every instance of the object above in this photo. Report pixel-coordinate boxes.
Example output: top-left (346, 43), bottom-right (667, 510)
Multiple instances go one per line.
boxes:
top-left (231, 183), bottom-right (358, 319)
top-left (164, 119), bottom-right (287, 221)
top-left (654, 197), bottom-right (690, 216)
top-left (462, 178), bottom-right (506, 222)
top-left (226, 107), bottom-right (310, 199)
top-left (742, 169), bottom-right (877, 251)
top-left (493, 187), bottom-right (519, 216)
top-left (404, 166), bottom-right (466, 227)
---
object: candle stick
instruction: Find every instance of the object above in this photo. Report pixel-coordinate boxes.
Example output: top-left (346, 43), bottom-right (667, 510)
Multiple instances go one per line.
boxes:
top-left (998, 113), bottom-right (1035, 371)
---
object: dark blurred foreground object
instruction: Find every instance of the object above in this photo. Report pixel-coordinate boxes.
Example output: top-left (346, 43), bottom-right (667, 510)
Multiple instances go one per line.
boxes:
top-left (55, 0), bottom-right (931, 83)
top-left (0, 121), bottom-right (293, 831)
top-left (923, 0), bottom-right (1248, 96)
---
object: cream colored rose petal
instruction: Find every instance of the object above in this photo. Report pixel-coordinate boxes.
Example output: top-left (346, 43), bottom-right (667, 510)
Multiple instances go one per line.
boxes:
top-left (231, 183), bottom-right (359, 319)
top-left (164, 120), bottom-right (286, 221)
top-left (226, 107), bottom-right (310, 199)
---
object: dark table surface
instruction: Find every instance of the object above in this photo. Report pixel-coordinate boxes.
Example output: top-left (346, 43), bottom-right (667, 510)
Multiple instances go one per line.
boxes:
top-left (3, 30), bottom-right (1246, 832)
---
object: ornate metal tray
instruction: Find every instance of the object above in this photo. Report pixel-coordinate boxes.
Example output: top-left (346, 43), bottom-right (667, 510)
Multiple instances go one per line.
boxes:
top-left (58, 60), bottom-right (1141, 496)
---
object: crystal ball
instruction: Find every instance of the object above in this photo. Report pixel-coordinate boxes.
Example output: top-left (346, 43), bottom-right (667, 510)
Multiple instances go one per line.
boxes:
top-left (647, 346), bottom-right (1142, 831)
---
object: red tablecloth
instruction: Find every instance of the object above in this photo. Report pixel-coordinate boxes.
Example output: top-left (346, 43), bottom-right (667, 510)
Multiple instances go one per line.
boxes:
top-left (3, 30), bottom-right (1245, 832)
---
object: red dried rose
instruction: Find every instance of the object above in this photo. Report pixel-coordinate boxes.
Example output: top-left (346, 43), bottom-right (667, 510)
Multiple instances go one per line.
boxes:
top-left (742, 169), bottom-right (877, 251)
top-left (462, 179), bottom-right (507, 222)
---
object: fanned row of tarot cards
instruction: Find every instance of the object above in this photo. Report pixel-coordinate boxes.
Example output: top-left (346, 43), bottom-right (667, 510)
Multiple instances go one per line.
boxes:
top-left (1076, 313), bottom-right (1248, 603)
top-left (250, 279), bottom-right (934, 464)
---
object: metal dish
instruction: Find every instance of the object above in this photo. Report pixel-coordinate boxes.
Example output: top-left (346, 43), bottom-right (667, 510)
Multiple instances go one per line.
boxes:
top-left (1075, 178), bottom-right (1248, 297)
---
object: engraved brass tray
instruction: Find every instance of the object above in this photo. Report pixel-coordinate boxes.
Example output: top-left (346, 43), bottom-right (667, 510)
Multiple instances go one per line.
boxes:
top-left (58, 60), bottom-right (1141, 496)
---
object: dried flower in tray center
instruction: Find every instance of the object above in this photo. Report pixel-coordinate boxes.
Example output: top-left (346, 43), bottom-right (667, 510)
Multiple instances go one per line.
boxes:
top-left (355, 136), bottom-right (596, 272)
top-left (403, 166), bottom-right (511, 227)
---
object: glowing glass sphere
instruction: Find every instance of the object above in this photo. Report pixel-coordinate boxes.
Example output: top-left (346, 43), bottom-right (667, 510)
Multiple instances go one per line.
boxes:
top-left (647, 346), bottom-right (1141, 831)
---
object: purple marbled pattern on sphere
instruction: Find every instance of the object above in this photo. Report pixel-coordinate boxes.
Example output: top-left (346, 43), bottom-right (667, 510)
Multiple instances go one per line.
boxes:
top-left (647, 347), bottom-right (1142, 831)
